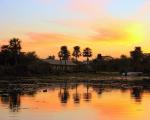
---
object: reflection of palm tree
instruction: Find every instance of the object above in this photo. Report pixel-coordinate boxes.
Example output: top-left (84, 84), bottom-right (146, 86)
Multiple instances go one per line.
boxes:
top-left (9, 93), bottom-right (21, 112)
top-left (1, 95), bottom-right (9, 104)
top-left (58, 82), bottom-right (70, 103)
top-left (73, 84), bottom-right (80, 104)
top-left (83, 83), bottom-right (92, 102)
top-left (131, 87), bottom-right (143, 103)
top-left (91, 84), bottom-right (105, 95)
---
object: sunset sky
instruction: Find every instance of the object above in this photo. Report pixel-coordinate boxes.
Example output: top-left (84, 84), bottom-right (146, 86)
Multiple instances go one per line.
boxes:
top-left (0, 0), bottom-right (150, 58)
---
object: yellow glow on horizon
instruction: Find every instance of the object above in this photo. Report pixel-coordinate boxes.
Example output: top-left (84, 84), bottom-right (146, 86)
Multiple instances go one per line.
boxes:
top-left (125, 23), bottom-right (145, 43)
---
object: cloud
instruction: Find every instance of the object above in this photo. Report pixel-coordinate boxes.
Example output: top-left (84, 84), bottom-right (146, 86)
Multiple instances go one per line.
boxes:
top-left (87, 18), bottom-right (145, 44)
top-left (66, 0), bottom-right (111, 17)
top-left (27, 32), bottom-right (69, 42)
top-left (26, 32), bottom-right (83, 47)
top-left (91, 28), bottom-right (127, 41)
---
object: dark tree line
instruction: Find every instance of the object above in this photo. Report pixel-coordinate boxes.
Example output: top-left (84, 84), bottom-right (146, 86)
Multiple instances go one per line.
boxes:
top-left (56, 46), bottom-right (150, 74)
top-left (92, 47), bottom-right (150, 73)
top-left (0, 38), bottom-right (50, 75)
top-left (0, 38), bottom-right (150, 75)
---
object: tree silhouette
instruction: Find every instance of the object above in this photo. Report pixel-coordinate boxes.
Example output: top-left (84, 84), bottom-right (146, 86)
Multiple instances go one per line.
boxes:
top-left (0, 45), bottom-right (11, 65)
top-left (58, 46), bottom-right (70, 64)
top-left (1, 45), bottom-right (9, 53)
top-left (58, 51), bottom-right (62, 61)
top-left (130, 47), bottom-right (143, 71)
top-left (72, 46), bottom-right (81, 62)
top-left (9, 38), bottom-right (21, 55)
top-left (0, 38), bottom-right (21, 65)
top-left (130, 47), bottom-right (143, 62)
top-left (9, 38), bottom-right (21, 65)
top-left (83, 47), bottom-right (92, 63)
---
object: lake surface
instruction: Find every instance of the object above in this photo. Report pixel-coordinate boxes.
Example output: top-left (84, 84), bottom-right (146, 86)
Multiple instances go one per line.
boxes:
top-left (0, 82), bottom-right (150, 120)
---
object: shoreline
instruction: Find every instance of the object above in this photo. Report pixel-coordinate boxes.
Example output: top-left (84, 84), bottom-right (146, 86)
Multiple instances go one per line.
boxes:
top-left (0, 73), bottom-right (149, 84)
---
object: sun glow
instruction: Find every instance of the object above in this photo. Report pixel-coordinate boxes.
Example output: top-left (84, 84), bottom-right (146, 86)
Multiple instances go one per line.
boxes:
top-left (125, 23), bottom-right (144, 43)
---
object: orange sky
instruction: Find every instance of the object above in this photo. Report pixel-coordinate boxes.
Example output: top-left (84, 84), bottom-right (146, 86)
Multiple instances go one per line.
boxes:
top-left (0, 0), bottom-right (150, 59)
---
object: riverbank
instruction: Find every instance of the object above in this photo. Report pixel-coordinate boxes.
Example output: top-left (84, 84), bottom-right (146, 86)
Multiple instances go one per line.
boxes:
top-left (0, 72), bottom-right (149, 84)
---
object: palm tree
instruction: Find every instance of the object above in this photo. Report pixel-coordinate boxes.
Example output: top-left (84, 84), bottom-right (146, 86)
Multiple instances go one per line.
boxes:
top-left (58, 46), bottom-right (70, 63)
top-left (83, 47), bottom-right (92, 64)
top-left (9, 38), bottom-right (21, 55)
top-left (9, 38), bottom-right (21, 65)
top-left (72, 46), bottom-right (81, 62)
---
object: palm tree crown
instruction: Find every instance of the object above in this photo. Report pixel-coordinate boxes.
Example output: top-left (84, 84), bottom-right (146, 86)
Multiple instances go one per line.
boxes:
top-left (58, 46), bottom-right (70, 61)
top-left (72, 46), bottom-right (81, 61)
top-left (83, 47), bottom-right (92, 63)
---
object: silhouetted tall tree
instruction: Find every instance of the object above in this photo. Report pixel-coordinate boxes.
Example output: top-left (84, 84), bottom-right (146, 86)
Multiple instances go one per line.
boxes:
top-left (83, 47), bottom-right (92, 63)
top-left (58, 46), bottom-right (70, 64)
top-left (72, 46), bottom-right (81, 62)
top-left (130, 47), bottom-right (143, 71)
top-left (130, 47), bottom-right (143, 62)
top-left (0, 38), bottom-right (21, 65)
top-left (9, 38), bottom-right (21, 55)
top-left (9, 38), bottom-right (21, 65)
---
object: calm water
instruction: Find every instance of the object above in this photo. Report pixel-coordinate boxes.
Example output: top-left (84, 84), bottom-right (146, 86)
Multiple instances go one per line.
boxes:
top-left (0, 82), bottom-right (150, 120)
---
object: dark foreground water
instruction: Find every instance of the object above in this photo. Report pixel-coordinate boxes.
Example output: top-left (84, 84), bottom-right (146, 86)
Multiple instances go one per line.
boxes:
top-left (0, 82), bottom-right (150, 120)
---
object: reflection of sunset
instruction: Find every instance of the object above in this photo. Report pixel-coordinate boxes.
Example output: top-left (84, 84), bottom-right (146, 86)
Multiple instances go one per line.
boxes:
top-left (1, 85), bottom-right (150, 120)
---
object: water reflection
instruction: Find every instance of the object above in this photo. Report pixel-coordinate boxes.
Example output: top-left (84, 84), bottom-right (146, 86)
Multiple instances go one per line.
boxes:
top-left (131, 87), bottom-right (143, 103)
top-left (83, 83), bottom-right (92, 102)
top-left (0, 81), bottom-right (150, 112)
top-left (9, 93), bottom-right (21, 112)
top-left (58, 82), bottom-right (70, 104)
top-left (73, 83), bottom-right (80, 103)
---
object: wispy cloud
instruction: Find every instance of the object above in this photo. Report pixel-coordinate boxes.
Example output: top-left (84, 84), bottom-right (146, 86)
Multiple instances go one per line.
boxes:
top-left (27, 32), bottom-right (69, 42)
top-left (66, 0), bottom-right (111, 17)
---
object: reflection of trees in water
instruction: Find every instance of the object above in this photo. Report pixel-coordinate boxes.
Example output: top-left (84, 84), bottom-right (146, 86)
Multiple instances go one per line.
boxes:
top-left (1, 95), bottom-right (9, 104)
top-left (9, 93), bottom-right (21, 112)
top-left (83, 83), bottom-right (92, 102)
top-left (92, 85), bottom-right (104, 95)
top-left (1, 82), bottom-right (150, 109)
top-left (0, 92), bottom-right (21, 112)
top-left (58, 82), bottom-right (70, 104)
top-left (130, 87), bottom-right (143, 103)
top-left (26, 90), bottom-right (37, 97)
top-left (73, 84), bottom-right (80, 104)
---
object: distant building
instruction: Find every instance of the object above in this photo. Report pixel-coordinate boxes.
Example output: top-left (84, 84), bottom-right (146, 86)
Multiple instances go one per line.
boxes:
top-left (102, 56), bottom-right (114, 61)
top-left (43, 59), bottom-right (76, 71)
